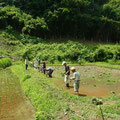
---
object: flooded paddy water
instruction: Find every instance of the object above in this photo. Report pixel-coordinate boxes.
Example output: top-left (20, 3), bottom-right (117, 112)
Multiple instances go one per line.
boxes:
top-left (49, 65), bottom-right (120, 97)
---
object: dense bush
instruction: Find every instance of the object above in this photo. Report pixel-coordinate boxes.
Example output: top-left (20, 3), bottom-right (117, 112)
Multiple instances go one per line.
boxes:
top-left (1, 26), bottom-right (45, 44)
top-left (20, 41), bottom-right (120, 63)
top-left (22, 41), bottom-right (89, 63)
top-left (1, 28), bottom-right (120, 63)
top-left (93, 45), bottom-right (120, 62)
top-left (0, 49), bottom-right (7, 56)
top-left (20, 34), bottom-right (45, 44)
top-left (0, 58), bottom-right (12, 68)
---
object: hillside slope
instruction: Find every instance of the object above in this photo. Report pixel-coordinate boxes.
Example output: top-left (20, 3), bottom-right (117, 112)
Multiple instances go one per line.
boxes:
top-left (1, 31), bottom-right (120, 65)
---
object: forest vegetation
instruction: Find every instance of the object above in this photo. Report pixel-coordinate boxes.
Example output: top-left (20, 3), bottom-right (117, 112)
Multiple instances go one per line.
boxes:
top-left (0, 0), bottom-right (120, 43)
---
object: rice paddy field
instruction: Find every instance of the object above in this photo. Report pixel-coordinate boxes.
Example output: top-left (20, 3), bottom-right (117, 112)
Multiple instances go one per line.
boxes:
top-left (50, 65), bottom-right (120, 97)
top-left (1, 63), bottom-right (120, 119)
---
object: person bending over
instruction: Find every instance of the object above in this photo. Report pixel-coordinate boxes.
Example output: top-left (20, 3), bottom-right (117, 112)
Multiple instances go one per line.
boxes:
top-left (46, 67), bottom-right (54, 78)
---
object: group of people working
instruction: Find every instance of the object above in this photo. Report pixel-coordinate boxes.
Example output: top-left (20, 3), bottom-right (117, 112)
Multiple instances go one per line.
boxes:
top-left (25, 58), bottom-right (80, 94)
top-left (25, 57), bottom-right (54, 78)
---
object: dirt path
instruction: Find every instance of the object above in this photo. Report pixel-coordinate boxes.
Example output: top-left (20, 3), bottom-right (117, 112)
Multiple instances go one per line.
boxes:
top-left (0, 69), bottom-right (35, 120)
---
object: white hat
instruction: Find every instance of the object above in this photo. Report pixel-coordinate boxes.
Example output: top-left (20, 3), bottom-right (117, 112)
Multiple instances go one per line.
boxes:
top-left (62, 61), bottom-right (66, 65)
top-left (70, 67), bottom-right (76, 71)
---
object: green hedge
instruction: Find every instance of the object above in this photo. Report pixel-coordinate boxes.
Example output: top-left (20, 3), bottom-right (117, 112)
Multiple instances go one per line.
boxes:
top-left (0, 58), bottom-right (12, 68)
top-left (21, 41), bottom-right (120, 64)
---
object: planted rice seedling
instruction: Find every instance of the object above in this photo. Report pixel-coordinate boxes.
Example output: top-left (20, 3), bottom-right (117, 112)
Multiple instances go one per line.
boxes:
top-left (93, 84), bottom-right (97, 87)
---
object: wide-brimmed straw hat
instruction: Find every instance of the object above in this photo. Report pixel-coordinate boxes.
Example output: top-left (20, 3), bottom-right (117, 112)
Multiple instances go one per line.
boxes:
top-left (70, 67), bottom-right (76, 71)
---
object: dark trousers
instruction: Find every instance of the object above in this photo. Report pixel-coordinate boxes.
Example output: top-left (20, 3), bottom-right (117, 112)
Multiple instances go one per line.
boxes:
top-left (48, 70), bottom-right (53, 78)
top-left (25, 64), bottom-right (28, 70)
top-left (43, 68), bottom-right (46, 74)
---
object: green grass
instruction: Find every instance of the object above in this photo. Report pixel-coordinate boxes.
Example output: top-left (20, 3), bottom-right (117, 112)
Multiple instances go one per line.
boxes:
top-left (0, 58), bottom-right (12, 68)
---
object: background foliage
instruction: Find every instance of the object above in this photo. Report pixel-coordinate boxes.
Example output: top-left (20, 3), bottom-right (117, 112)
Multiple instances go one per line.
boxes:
top-left (0, 0), bottom-right (120, 42)
top-left (0, 58), bottom-right (12, 68)
top-left (1, 30), bottom-right (120, 64)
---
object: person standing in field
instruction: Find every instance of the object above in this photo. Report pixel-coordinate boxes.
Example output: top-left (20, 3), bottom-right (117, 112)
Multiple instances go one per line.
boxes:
top-left (42, 59), bottom-right (46, 74)
top-left (34, 58), bottom-right (38, 69)
top-left (62, 61), bottom-right (70, 88)
top-left (38, 57), bottom-right (40, 66)
top-left (70, 67), bottom-right (80, 95)
top-left (25, 57), bottom-right (29, 70)
top-left (37, 57), bottom-right (41, 71)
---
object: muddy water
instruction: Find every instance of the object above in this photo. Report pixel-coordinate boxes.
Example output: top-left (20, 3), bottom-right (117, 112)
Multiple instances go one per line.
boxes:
top-left (49, 65), bottom-right (120, 97)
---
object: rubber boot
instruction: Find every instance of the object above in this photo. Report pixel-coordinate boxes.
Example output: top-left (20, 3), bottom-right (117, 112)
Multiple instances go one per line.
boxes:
top-left (66, 83), bottom-right (69, 88)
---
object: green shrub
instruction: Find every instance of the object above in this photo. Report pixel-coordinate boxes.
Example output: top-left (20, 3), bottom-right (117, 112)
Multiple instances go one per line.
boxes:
top-left (93, 45), bottom-right (120, 62)
top-left (6, 40), bottom-right (20, 45)
top-left (0, 49), bottom-right (7, 56)
top-left (1, 26), bottom-right (21, 40)
top-left (20, 34), bottom-right (45, 44)
top-left (2, 29), bottom-right (120, 63)
top-left (20, 41), bottom-right (120, 63)
top-left (0, 58), bottom-right (12, 68)
top-left (94, 47), bottom-right (107, 61)
top-left (22, 74), bottom-right (31, 82)
top-left (36, 111), bottom-right (53, 120)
